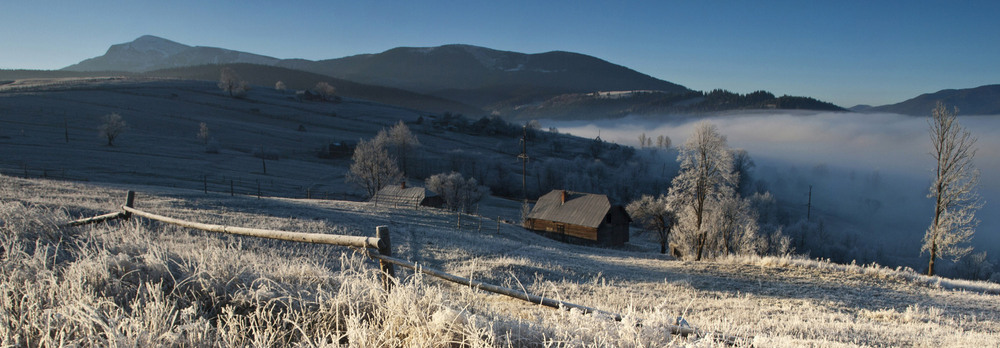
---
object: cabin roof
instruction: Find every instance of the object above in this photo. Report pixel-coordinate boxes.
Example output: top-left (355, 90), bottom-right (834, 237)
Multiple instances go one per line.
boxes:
top-left (526, 190), bottom-right (611, 228)
top-left (371, 185), bottom-right (437, 206)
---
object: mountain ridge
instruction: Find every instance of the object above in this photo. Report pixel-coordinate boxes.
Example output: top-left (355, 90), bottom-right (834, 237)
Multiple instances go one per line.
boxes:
top-left (60, 35), bottom-right (848, 119)
top-left (868, 84), bottom-right (1000, 116)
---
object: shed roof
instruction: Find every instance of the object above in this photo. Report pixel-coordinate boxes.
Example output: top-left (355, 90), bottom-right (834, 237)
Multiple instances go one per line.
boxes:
top-left (371, 185), bottom-right (436, 207)
top-left (526, 190), bottom-right (611, 228)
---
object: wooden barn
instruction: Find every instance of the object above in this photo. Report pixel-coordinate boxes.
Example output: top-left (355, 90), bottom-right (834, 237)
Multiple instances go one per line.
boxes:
top-left (371, 183), bottom-right (444, 209)
top-left (523, 190), bottom-right (631, 246)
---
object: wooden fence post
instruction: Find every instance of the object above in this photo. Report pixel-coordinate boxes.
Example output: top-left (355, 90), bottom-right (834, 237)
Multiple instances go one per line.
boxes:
top-left (123, 191), bottom-right (135, 220)
top-left (376, 225), bottom-right (395, 291)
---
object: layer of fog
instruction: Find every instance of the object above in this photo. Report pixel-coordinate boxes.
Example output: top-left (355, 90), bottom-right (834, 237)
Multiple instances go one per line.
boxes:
top-left (546, 111), bottom-right (1000, 267)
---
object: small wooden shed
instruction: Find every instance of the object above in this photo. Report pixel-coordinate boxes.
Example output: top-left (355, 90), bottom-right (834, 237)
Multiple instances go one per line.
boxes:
top-left (371, 183), bottom-right (444, 209)
top-left (523, 190), bottom-right (630, 246)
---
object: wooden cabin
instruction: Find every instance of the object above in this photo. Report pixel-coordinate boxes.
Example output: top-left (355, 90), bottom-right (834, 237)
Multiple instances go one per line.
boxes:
top-left (371, 183), bottom-right (444, 209)
top-left (523, 190), bottom-right (631, 246)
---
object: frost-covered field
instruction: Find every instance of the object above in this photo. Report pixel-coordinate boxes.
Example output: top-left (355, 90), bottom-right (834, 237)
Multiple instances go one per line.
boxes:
top-left (3, 175), bottom-right (999, 347)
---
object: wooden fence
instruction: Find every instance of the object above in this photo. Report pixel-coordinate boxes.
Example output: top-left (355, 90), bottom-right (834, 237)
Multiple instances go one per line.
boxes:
top-left (65, 190), bottom-right (748, 346)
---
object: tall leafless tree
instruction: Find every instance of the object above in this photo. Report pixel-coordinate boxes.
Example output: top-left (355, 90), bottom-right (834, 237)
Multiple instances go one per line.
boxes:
top-left (387, 120), bottom-right (420, 176)
top-left (98, 113), bottom-right (126, 146)
top-left (924, 102), bottom-right (981, 276)
top-left (667, 122), bottom-right (736, 261)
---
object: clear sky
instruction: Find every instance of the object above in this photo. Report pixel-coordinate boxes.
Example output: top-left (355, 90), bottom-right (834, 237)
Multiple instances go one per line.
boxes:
top-left (2, 0), bottom-right (998, 107)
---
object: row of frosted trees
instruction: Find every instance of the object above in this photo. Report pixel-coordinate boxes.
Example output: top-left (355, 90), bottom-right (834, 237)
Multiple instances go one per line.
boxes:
top-left (629, 103), bottom-right (982, 277)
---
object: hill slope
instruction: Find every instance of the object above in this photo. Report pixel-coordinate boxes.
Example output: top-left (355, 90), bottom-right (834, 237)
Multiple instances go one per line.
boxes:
top-left (280, 44), bottom-right (691, 108)
top-left (0, 77), bottom-right (654, 203)
top-left (870, 84), bottom-right (1000, 116)
top-left (3, 173), bottom-right (999, 346)
top-left (145, 64), bottom-right (482, 115)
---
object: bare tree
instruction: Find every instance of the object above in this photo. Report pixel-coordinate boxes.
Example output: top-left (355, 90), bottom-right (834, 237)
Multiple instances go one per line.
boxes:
top-left (638, 133), bottom-right (654, 148)
top-left (98, 113), bottom-right (126, 146)
top-left (426, 171), bottom-right (489, 213)
top-left (657, 135), bottom-right (671, 149)
top-left (197, 122), bottom-right (210, 145)
top-left (346, 135), bottom-right (402, 199)
top-left (314, 82), bottom-right (336, 99)
top-left (924, 102), bottom-right (981, 276)
top-left (387, 120), bottom-right (420, 176)
top-left (626, 194), bottom-right (674, 254)
top-left (275, 81), bottom-right (286, 91)
top-left (666, 122), bottom-right (736, 261)
top-left (732, 149), bottom-right (756, 197)
top-left (218, 67), bottom-right (249, 97)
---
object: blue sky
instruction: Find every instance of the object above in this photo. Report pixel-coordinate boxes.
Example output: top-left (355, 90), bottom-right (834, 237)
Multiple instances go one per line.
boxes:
top-left (2, 1), bottom-right (998, 107)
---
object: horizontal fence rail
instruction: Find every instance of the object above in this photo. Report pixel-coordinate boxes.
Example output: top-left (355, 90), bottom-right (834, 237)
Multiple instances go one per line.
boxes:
top-left (121, 205), bottom-right (380, 249)
top-left (64, 190), bottom-right (748, 346)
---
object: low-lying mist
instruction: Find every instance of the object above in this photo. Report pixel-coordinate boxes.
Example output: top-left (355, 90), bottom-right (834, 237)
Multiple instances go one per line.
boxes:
top-left (546, 111), bottom-right (1000, 271)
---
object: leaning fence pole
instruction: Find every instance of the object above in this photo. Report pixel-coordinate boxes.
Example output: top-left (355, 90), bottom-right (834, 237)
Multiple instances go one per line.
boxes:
top-left (375, 225), bottom-right (395, 291)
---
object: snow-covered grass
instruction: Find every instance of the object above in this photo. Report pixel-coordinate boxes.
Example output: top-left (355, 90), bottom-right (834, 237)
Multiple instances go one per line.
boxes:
top-left (4, 174), bottom-right (1000, 346)
top-left (720, 254), bottom-right (1000, 295)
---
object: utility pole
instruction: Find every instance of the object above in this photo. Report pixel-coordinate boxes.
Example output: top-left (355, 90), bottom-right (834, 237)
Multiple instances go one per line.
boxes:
top-left (517, 124), bottom-right (529, 202)
top-left (807, 185), bottom-right (812, 221)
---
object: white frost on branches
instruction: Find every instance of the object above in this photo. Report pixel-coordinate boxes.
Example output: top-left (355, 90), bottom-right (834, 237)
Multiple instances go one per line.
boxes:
top-left (346, 132), bottom-right (402, 199)
top-left (667, 122), bottom-right (738, 261)
top-left (923, 102), bottom-right (981, 276)
top-left (426, 172), bottom-right (489, 213)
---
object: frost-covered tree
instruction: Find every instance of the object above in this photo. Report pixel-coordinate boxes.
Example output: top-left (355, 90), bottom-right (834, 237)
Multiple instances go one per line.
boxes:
top-left (426, 171), bottom-right (489, 213)
top-left (197, 122), bottom-right (210, 145)
top-left (346, 135), bottom-right (402, 199)
top-left (387, 120), bottom-right (420, 176)
top-left (667, 122), bottom-right (736, 261)
top-left (626, 194), bottom-right (674, 254)
top-left (924, 102), bottom-right (981, 276)
top-left (98, 113), bottom-right (126, 146)
top-left (708, 194), bottom-right (760, 256)
top-left (314, 82), bottom-right (336, 99)
top-left (218, 67), bottom-right (249, 97)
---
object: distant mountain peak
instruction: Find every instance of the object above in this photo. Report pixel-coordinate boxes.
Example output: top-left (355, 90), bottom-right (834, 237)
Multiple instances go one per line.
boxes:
top-left (63, 35), bottom-right (276, 72)
top-left (107, 35), bottom-right (190, 57)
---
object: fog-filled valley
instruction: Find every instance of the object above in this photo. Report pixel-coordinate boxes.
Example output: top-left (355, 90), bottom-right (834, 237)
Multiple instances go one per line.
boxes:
top-left (550, 111), bottom-right (1000, 277)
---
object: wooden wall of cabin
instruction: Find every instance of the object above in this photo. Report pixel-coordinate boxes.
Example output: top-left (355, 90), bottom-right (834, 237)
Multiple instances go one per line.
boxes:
top-left (524, 218), bottom-right (598, 241)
